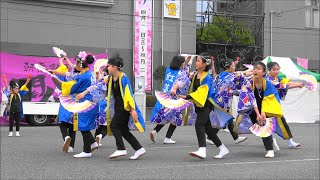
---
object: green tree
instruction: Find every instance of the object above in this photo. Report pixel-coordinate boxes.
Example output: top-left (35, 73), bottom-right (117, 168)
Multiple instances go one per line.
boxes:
top-left (197, 17), bottom-right (254, 45)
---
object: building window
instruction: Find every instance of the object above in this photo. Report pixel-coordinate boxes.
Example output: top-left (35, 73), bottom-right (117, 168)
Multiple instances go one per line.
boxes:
top-left (305, 0), bottom-right (320, 28)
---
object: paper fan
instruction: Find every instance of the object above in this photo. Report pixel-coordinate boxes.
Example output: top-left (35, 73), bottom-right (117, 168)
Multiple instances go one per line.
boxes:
top-left (34, 64), bottom-right (59, 79)
top-left (155, 91), bottom-right (192, 110)
top-left (94, 59), bottom-right (108, 72)
top-left (249, 117), bottom-right (276, 138)
top-left (52, 47), bottom-right (67, 58)
top-left (60, 96), bottom-right (96, 113)
top-left (299, 72), bottom-right (317, 92)
top-left (243, 64), bottom-right (253, 70)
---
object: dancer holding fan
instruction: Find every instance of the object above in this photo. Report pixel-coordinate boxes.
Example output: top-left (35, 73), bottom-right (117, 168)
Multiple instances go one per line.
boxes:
top-left (266, 62), bottom-right (303, 148)
top-left (49, 57), bottom-right (76, 153)
top-left (180, 53), bottom-right (229, 159)
top-left (93, 68), bottom-right (109, 147)
top-left (236, 62), bottom-right (282, 158)
top-left (51, 52), bottom-right (99, 158)
top-left (207, 58), bottom-right (250, 145)
top-left (150, 55), bottom-right (193, 144)
top-left (75, 65), bottom-right (111, 148)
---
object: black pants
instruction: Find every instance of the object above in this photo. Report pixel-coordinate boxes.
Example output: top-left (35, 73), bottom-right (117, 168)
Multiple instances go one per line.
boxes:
top-left (153, 124), bottom-right (177, 138)
top-left (9, 112), bottom-right (21, 132)
top-left (195, 106), bottom-right (222, 148)
top-left (249, 112), bottom-right (273, 151)
top-left (59, 122), bottom-right (76, 148)
top-left (110, 111), bottom-right (142, 151)
top-left (95, 125), bottom-right (107, 139)
top-left (81, 131), bottom-right (95, 153)
top-left (280, 116), bottom-right (293, 139)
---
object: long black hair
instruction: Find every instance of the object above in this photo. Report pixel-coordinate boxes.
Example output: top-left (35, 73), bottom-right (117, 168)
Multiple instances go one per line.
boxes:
top-left (169, 56), bottom-right (185, 70)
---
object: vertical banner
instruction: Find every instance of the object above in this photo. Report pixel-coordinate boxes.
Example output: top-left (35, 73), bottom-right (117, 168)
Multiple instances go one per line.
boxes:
top-left (297, 58), bottom-right (309, 70)
top-left (164, 0), bottom-right (180, 18)
top-left (134, 0), bottom-right (153, 92)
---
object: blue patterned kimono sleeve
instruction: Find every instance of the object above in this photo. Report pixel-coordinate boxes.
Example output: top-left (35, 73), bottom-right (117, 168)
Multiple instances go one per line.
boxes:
top-left (87, 76), bottom-right (109, 103)
top-left (173, 66), bottom-right (191, 95)
top-left (237, 75), bottom-right (256, 113)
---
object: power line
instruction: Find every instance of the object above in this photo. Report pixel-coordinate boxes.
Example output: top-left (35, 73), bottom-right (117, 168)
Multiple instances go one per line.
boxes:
top-left (282, 5), bottom-right (316, 13)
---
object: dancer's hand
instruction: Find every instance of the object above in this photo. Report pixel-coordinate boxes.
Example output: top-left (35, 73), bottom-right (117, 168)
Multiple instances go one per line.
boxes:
top-left (185, 55), bottom-right (192, 62)
top-left (257, 114), bottom-right (266, 126)
top-left (261, 112), bottom-right (266, 120)
top-left (25, 74), bottom-right (31, 85)
top-left (2, 74), bottom-right (7, 84)
top-left (298, 82), bottom-right (304, 88)
top-left (170, 89), bottom-right (176, 96)
top-left (170, 85), bottom-right (178, 96)
top-left (178, 95), bottom-right (186, 99)
top-left (131, 109), bottom-right (138, 122)
top-left (76, 93), bottom-right (85, 100)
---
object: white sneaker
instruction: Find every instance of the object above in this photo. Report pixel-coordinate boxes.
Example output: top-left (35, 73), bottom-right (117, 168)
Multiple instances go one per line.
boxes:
top-left (214, 144), bottom-right (229, 159)
top-left (91, 142), bottom-right (99, 152)
top-left (234, 136), bottom-right (247, 144)
top-left (189, 147), bottom-right (206, 159)
top-left (223, 129), bottom-right (230, 133)
top-left (16, 132), bottom-right (21, 137)
top-left (164, 138), bottom-right (176, 144)
top-left (130, 148), bottom-right (146, 160)
top-left (265, 150), bottom-right (275, 158)
top-left (99, 143), bottom-right (103, 147)
top-left (8, 132), bottom-right (13, 137)
top-left (109, 150), bottom-right (127, 159)
top-left (62, 136), bottom-right (71, 152)
top-left (273, 138), bottom-right (280, 153)
top-left (73, 152), bottom-right (92, 158)
top-left (150, 130), bottom-right (156, 143)
top-left (206, 138), bottom-right (215, 145)
top-left (67, 147), bottom-right (74, 153)
top-left (287, 138), bottom-right (301, 148)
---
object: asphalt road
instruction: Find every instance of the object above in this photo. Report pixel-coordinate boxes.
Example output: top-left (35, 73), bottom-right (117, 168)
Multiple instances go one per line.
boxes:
top-left (1, 123), bottom-right (319, 179)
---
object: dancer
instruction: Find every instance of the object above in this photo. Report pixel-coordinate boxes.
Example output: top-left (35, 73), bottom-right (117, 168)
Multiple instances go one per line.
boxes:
top-left (210, 59), bottom-right (252, 143)
top-left (150, 55), bottom-right (192, 144)
top-left (103, 54), bottom-right (146, 160)
top-left (50, 57), bottom-right (77, 153)
top-left (266, 62), bottom-right (302, 148)
top-left (206, 58), bottom-right (249, 145)
top-left (93, 69), bottom-right (109, 147)
top-left (2, 74), bottom-right (30, 137)
top-left (53, 52), bottom-right (99, 158)
top-left (180, 53), bottom-right (229, 159)
top-left (237, 62), bottom-right (282, 158)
